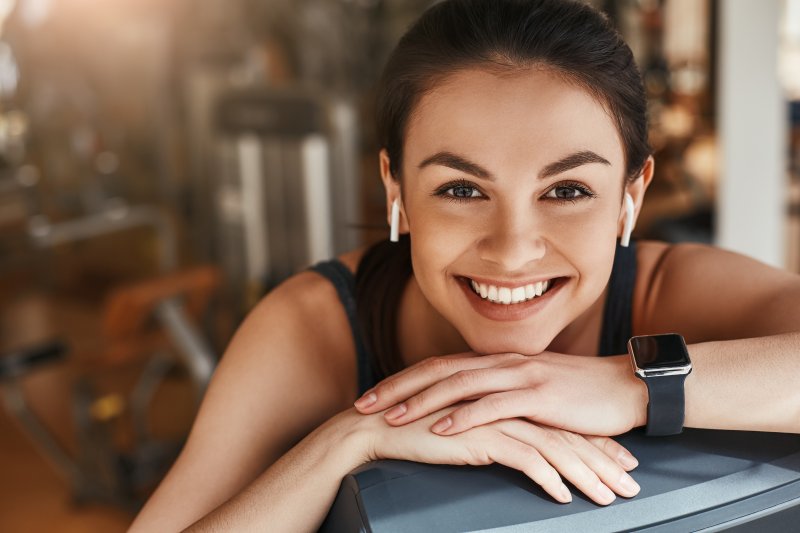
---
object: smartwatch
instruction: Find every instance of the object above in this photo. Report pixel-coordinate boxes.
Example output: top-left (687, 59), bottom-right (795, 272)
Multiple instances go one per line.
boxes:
top-left (627, 333), bottom-right (692, 436)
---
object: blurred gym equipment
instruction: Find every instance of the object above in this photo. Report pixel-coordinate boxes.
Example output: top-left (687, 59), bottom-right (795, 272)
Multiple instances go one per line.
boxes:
top-left (1, 204), bottom-right (220, 510)
top-left (322, 429), bottom-right (800, 532)
top-left (212, 89), bottom-right (350, 309)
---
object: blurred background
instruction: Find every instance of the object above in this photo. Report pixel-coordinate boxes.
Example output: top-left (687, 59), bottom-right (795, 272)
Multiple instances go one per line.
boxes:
top-left (0, 0), bottom-right (798, 531)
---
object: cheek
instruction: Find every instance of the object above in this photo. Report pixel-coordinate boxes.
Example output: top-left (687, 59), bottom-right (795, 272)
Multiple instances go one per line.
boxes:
top-left (546, 206), bottom-right (619, 285)
top-left (543, 201), bottom-right (621, 238)
top-left (407, 207), bottom-right (480, 285)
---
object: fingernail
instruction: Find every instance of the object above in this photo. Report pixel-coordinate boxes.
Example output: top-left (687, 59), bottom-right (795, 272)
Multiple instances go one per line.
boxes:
top-left (558, 483), bottom-right (572, 503)
top-left (384, 403), bottom-right (407, 420)
top-left (596, 481), bottom-right (616, 504)
top-left (354, 392), bottom-right (377, 409)
top-left (431, 416), bottom-right (452, 433)
top-left (618, 451), bottom-right (638, 470)
top-left (618, 472), bottom-right (640, 495)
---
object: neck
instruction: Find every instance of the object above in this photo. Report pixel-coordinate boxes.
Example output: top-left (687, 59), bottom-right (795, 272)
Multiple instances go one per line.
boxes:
top-left (398, 275), bottom-right (471, 367)
top-left (547, 285), bottom-right (608, 355)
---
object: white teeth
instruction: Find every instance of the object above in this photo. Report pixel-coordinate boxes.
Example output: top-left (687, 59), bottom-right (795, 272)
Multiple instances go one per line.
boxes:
top-left (487, 285), bottom-right (498, 301)
top-left (510, 287), bottom-right (526, 303)
top-left (525, 284), bottom-right (536, 299)
top-left (467, 278), bottom-right (557, 305)
top-left (498, 287), bottom-right (511, 304)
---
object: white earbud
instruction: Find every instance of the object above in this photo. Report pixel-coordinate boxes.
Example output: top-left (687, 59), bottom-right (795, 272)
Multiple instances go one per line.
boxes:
top-left (390, 198), bottom-right (400, 242)
top-left (621, 192), bottom-right (635, 247)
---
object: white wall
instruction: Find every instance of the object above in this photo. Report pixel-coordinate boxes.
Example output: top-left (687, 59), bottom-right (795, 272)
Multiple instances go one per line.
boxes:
top-left (717, 0), bottom-right (788, 268)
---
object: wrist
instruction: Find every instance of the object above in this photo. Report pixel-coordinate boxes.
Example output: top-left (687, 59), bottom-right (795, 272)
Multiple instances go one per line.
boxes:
top-left (632, 374), bottom-right (649, 428)
top-left (321, 407), bottom-right (381, 468)
top-left (616, 355), bottom-right (648, 428)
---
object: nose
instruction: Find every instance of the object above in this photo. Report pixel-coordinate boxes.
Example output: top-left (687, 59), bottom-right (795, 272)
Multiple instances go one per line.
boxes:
top-left (477, 205), bottom-right (546, 272)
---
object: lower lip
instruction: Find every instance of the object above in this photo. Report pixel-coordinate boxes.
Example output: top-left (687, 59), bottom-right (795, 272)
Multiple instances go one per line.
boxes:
top-left (457, 277), bottom-right (566, 322)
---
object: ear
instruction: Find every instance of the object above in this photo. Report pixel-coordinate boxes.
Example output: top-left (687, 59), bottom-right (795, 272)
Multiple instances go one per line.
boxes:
top-left (620, 155), bottom-right (655, 231)
top-left (379, 149), bottom-right (410, 234)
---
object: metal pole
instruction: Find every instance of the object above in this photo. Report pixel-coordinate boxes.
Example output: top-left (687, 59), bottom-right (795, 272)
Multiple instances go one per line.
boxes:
top-left (154, 298), bottom-right (216, 402)
top-left (1, 382), bottom-right (83, 486)
top-left (28, 205), bottom-right (178, 273)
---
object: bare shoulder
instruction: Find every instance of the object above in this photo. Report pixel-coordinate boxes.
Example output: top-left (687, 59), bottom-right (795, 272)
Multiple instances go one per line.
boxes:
top-left (208, 244), bottom-right (374, 423)
top-left (131, 248), bottom-right (369, 531)
top-left (237, 266), bottom-right (359, 400)
top-left (635, 240), bottom-right (800, 342)
top-left (221, 245), bottom-right (370, 413)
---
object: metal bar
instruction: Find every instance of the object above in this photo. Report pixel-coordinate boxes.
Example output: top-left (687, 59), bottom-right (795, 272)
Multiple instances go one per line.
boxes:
top-left (329, 99), bottom-right (361, 253)
top-left (27, 205), bottom-right (178, 273)
top-left (154, 298), bottom-right (216, 402)
top-left (238, 135), bottom-right (269, 288)
top-left (301, 134), bottom-right (333, 265)
top-left (1, 381), bottom-right (83, 484)
top-left (129, 351), bottom-right (175, 444)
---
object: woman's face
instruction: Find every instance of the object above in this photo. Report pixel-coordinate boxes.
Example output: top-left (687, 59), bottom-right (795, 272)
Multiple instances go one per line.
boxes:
top-left (395, 67), bottom-right (630, 355)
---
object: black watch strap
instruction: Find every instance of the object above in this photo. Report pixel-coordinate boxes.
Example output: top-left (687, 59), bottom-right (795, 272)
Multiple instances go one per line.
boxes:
top-left (643, 373), bottom-right (687, 436)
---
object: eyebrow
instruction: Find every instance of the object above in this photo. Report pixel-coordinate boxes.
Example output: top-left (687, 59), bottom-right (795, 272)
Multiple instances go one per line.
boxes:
top-left (417, 150), bottom-right (611, 180)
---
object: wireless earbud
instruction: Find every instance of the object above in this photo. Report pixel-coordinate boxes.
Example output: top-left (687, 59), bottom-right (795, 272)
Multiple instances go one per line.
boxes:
top-left (390, 198), bottom-right (400, 242)
top-left (621, 192), bottom-right (635, 247)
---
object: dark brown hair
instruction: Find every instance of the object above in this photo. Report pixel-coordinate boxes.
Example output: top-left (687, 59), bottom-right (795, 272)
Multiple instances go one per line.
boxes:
top-left (356, 0), bottom-right (650, 380)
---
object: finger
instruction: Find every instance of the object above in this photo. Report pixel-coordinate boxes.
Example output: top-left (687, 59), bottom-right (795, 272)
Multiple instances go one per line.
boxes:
top-left (487, 433), bottom-right (572, 504)
top-left (584, 435), bottom-right (639, 471)
top-left (432, 389), bottom-right (536, 435)
top-left (354, 353), bottom-right (501, 414)
top-left (498, 420), bottom-right (618, 506)
top-left (384, 366), bottom-right (523, 426)
top-left (354, 354), bottom-right (470, 412)
top-left (560, 433), bottom-right (640, 498)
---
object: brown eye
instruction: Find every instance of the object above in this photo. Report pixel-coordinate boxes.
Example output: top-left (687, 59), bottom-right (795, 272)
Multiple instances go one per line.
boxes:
top-left (553, 186), bottom-right (582, 199)
top-left (450, 185), bottom-right (480, 198)
top-left (433, 180), bottom-right (485, 202)
top-left (544, 182), bottom-right (596, 202)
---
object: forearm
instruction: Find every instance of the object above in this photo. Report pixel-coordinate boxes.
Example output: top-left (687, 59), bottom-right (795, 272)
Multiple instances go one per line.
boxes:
top-left (184, 409), bottom-right (369, 533)
top-left (683, 331), bottom-right (800, 433)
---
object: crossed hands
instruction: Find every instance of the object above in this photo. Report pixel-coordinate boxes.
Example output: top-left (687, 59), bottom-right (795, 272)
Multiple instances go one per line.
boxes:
top-left (354, 351), bottom-right (649, 505)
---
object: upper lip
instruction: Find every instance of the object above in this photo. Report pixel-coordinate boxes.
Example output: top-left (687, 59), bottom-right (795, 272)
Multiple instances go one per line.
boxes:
top-left (459, 274), bottom-right (563, 288)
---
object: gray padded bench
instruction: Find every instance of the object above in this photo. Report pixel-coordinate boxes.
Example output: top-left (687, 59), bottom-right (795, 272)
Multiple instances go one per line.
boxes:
top-left (320, 428), bottom-right (800, 532)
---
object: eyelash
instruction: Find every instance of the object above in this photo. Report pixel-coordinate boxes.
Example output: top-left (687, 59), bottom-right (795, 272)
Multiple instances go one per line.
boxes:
top-left (545, 180), bottom-right (598, 203)
top-left (432, 180), bottom-right (483, 203)
top-left (432, 179), bottom-right (597, 204)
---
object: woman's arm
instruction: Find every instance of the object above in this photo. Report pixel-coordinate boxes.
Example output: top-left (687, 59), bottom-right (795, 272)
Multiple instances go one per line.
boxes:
top-left (185, 404), bottom-right (644, 532)
top-left (684, 333), bottom-right (800, 432)
top-left (353, 333), bottom-right (800, 438)
top-left (641, 242), bottom-right (800, 432)
top-left (354, 243), bottom-right (800, 435)
top-left (129, 272), bottom-right (362, 532)
top-left (182, 409), bottom-right (369, 532)
top-left (179, 401), bottom-right (645, 531)
top-left (130, 270), bottom-right (641, 532)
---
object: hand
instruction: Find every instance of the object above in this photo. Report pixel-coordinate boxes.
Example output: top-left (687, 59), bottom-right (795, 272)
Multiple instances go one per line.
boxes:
top-left (357, 404), bottom-right (641, 506)
top-left (354, 351), bottom-right (648, 437)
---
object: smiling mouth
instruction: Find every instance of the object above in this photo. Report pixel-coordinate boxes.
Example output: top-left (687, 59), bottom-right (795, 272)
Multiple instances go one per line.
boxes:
top-left (462, 277), bottom-right (563, 305)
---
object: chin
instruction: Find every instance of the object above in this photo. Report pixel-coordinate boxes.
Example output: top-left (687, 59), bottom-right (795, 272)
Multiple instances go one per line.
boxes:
top-left (464, 332), bottom-right (553, 357)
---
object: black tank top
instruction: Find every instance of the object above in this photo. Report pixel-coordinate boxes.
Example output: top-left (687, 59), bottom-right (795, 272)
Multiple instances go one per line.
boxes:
top-left (310, 240), bottom-right (637, 396)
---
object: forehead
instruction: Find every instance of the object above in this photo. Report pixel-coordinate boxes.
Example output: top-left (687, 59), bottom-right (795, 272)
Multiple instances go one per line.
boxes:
top-left (405, 68), bottom-right (625, 172)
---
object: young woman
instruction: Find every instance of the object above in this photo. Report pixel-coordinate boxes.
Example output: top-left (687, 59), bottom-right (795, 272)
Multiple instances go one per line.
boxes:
top-left (130, 0), bottom-right (800, 531)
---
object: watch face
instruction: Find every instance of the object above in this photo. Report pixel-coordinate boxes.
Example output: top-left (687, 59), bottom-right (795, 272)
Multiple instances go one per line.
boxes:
top-left (630, 334), bottom-right (691, 369)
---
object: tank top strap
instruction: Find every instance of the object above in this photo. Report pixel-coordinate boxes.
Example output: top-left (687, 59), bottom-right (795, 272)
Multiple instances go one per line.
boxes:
top-left (308, 259), bottom-right (375, 395)
top-left (598, 240), bottom-right (637, 356)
